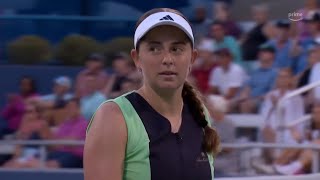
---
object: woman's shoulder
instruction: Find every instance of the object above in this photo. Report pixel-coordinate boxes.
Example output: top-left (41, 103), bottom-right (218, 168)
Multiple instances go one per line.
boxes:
top-left (86, 98), bottom-right (126, 134)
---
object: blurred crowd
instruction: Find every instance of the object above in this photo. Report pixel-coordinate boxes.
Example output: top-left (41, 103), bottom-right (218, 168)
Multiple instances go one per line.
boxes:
top-left (0, 53), bottom-right (142, 169)
top-left (0, 0), bottom-right (320, 177)
top-left (191, 0), bottom-right (320, 177)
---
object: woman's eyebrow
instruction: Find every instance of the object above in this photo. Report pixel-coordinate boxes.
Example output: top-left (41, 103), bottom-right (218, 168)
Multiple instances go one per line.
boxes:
top-left (171, 41), bottom-right (187, 45)
top-left (146, 41), bottom-right (161, 45)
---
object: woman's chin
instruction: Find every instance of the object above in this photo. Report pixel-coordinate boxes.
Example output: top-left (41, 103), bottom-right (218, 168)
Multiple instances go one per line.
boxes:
top-left (156, 82), bottom-right (183, 91)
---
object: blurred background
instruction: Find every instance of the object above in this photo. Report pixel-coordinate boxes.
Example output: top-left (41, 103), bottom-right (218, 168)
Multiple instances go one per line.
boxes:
top-left (1, 0), bottom-right (320, 179)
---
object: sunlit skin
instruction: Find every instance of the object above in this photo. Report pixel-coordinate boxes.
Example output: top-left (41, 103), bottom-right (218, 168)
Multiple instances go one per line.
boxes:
top-left (131, 25), bottom-right (197, 98)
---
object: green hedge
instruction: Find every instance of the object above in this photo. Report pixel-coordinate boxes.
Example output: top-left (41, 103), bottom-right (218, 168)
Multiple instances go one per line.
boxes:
top-left (55, 34), bottom-right (102, 66)
top-left (7, 35), bottom-right (52, 65)
top-left (102, 37), bottom-right (134, 66)
top-left (6, 34), bottom-right (135, 66)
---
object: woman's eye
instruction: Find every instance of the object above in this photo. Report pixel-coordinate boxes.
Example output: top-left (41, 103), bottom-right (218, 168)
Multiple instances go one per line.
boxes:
top-left (172, 47), bottom-right (183, 53)
top-left (149, 47), bottom-right (160, 52)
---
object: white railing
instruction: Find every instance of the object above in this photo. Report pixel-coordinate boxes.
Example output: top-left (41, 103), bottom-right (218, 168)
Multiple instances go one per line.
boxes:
top-left (1, 140), bottom-right (320, 173)
top-left (216, 173), bottom-right (320, 180)
top-left (0, 140), bottom-right (84, 169)
top-left (222, 142), bottom-right (320, 174)
top-left (277, 80), bottom-right (320, 142)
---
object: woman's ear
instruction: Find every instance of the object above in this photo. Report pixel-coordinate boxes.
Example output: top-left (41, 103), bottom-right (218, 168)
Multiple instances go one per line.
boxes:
top-left (131, 49), bottom-right (141, 69)
top-left (191, 49), bottom-right (198, 65)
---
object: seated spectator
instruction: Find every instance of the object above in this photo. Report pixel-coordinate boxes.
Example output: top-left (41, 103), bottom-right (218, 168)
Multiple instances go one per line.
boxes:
top-left (297, 44), bottom-right (320, 112)
top-left (213, 1), bottom-right (242, 39)
top-left (262, 21), bottom-right (277, 41)
top-left (252, 69), bottom-right (305, 174)
top-left (294, 0), bottom-right (320, 41)
top-left (1, 76), bottom-right (38, 138)
top-left (265, 20), bottom-right (295, 70)
top-left (206, 95), bottom-right (237, 177)
top-left (190, 5), bottom-right (212, 42)
top-left (2, 103), bottom-right (48, 168)
top-left (274, 104), bottom-right (320, 175)
top-left (45, 98), bottom-right (87, 168)
top-left (260, 68), bottom-right (305, 144)
top-left (22, 98), bottom-right (87, 169)
top-left (28, 76), bottom-right (73, 109)
top-left (208, 48), bottom-right (247, 103)
top-left (297, 44), bottom-right (320, 88)
top-left (309, 53), bottom-right (320, 102)
top-left (209, 21), bottom-right (242, 65)
top-left (75, 53), bottom-right (109, 98)
top-left (80, 73), bottom-right (106, 121)
top-left (293, 11), bottom-right (320, 74)
top-left (236, 44), bottom-right (278, 113)
top-left (241, 4), bottom-right (269, 69)
top-left (104, 53), bottom-right (137, 98)
top-left (191, 38), bottom-right (217, 94)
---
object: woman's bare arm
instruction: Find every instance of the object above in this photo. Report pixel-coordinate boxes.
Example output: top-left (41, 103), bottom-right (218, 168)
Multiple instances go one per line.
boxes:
top-left (84, 102), bottom-right (127, 180)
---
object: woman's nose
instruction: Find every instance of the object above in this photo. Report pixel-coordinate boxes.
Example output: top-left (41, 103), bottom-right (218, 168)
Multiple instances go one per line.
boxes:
top-left (162, 52), bottom-right (174, 66)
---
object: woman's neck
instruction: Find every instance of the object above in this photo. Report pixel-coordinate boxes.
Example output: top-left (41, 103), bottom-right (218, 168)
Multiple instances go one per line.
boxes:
top-left (137, 85), bottom-right (184, 117)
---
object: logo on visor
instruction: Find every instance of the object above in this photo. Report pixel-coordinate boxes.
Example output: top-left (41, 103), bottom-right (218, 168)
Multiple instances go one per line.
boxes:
top-left (160, 15), bottom-right (174, 21)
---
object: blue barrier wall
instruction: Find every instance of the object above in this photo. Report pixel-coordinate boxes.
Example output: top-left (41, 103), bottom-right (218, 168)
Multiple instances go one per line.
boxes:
top-left (0, 0), bottom-right (193, 44)
top-left (0, 65), bottom-right (114, 109)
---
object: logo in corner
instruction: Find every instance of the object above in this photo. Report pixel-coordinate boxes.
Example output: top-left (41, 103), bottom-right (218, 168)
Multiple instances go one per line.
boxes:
top-left (288, 11), bottom-right (303, 21)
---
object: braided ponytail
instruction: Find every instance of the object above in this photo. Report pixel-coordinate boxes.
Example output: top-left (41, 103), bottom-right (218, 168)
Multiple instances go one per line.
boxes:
top-left (182, 82), bottom-right (220, 156)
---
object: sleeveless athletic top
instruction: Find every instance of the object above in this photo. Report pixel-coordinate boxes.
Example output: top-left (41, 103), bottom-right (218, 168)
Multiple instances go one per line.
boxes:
top-left (87, 91), bottom-right (214, 180)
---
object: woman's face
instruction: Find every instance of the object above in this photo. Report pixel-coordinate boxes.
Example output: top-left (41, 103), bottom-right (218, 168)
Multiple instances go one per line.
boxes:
top-left (210, 24), bottom-right (225, 41)
top-left (276, 27), bottom-right (289, 42)
top-left (132, 25), bottom-right (197, 91)
top-left (20, 78), bottom-right (33, 94)
top-left (276, 70), bottom-right (292, 89)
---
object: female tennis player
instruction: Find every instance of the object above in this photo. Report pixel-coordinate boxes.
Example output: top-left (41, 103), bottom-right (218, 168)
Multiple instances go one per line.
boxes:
top-left (84, 8), bottom-right (220, 180)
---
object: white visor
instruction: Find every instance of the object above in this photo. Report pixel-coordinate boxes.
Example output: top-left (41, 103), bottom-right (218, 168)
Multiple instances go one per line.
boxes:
top-left (134, 12), bottom-right (194, 49)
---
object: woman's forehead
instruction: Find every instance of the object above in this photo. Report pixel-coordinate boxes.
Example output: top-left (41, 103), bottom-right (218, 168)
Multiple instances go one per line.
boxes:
top-left (142, 25), bottom-right (190, 43)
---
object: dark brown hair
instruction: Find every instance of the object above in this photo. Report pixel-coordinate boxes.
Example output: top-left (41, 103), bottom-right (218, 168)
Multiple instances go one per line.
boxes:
top-left (135, 8), bottom-right (220, 156)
